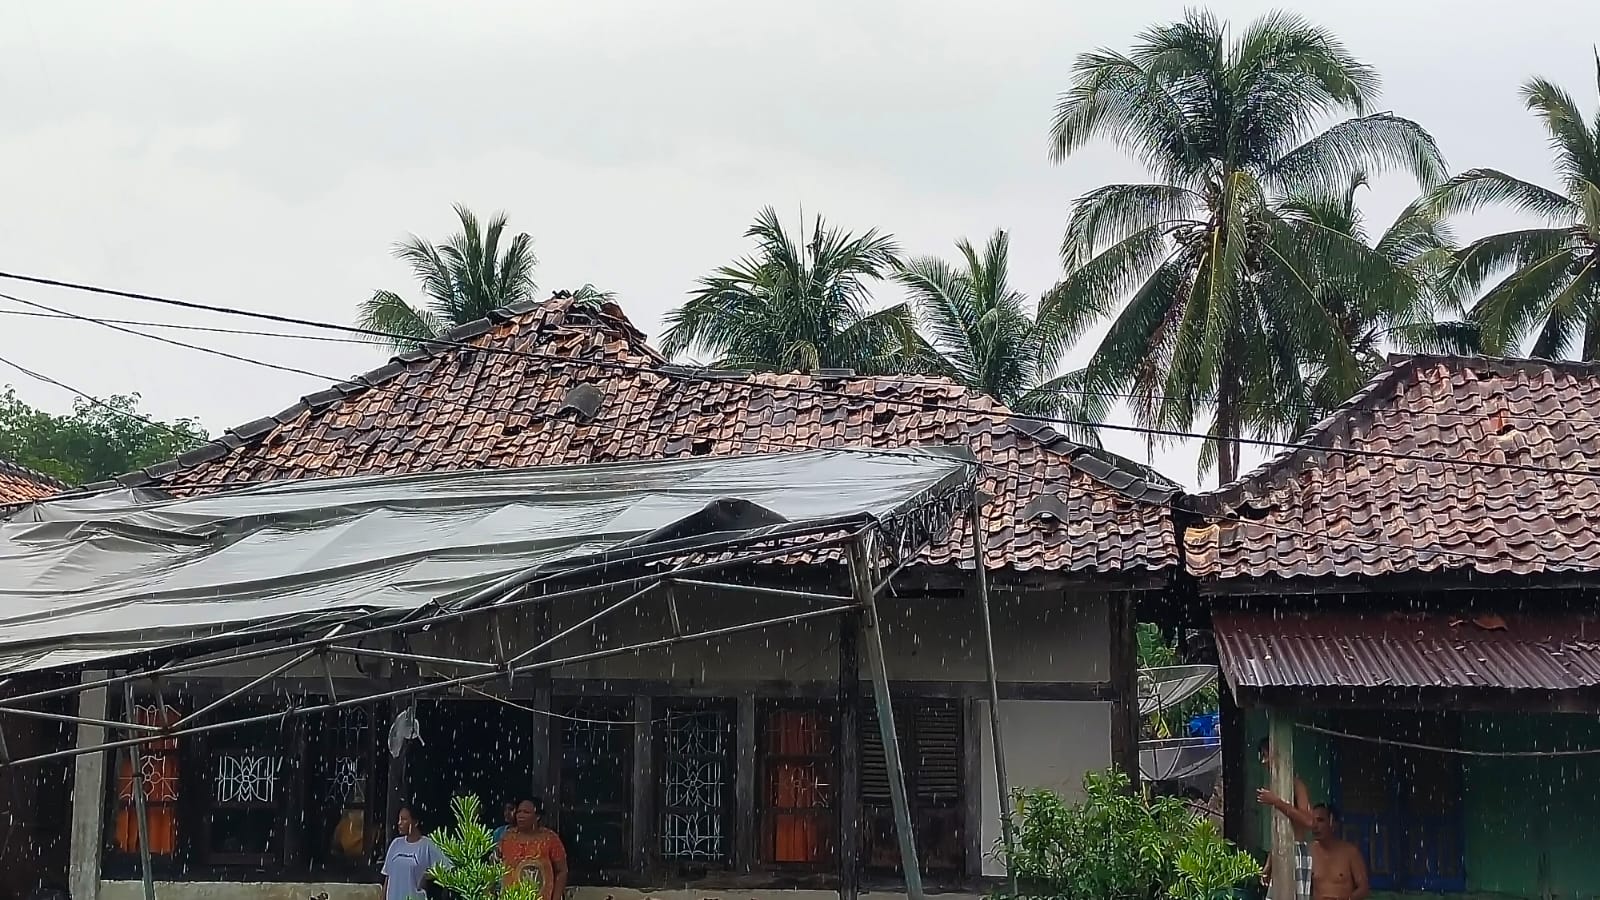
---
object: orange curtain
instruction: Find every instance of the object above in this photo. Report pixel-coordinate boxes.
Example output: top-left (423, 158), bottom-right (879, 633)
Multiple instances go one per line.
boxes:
top-left (769, 711), bottom-right (828, 863)
top-left (114, 705), bottom-right (180, 856)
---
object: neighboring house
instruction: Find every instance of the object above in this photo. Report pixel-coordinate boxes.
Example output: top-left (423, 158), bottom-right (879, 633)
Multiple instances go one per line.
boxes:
top-left (0, 455), bottom-right (63, 508)
top-left (51, 294), bottom-right (1182, 900)
top-left (1186, 356), bottom-right (1600, 900)
top-left (0, 457), bottom-right (71, 900)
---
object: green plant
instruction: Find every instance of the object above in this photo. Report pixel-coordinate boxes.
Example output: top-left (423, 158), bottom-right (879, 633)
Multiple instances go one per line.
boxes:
top-left (1168, 820), bottom-right (1262, 900)
top-left (428, 794), bottom-right (539, 900)
top-left (999, 770), bottom-right (1257, 900)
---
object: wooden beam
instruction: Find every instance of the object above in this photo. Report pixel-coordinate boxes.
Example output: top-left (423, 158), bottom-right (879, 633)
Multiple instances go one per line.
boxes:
top-left (735, 694), bottom-right (757, 873)
top-left (838, 615), bottom-right (862, 900)
top-left (630, 695), bottom-right (654, 876)
top-left (1219, 685), bottom-right (1246, 845)
top-left (1107, 592), bottom-right (1140, 785)
top-left (960, 699), bottom-right (984, 880)
top-left (544, 676), bottom-right (1115, 702)
top-left (1266, 711), bottom-right (1296, 900)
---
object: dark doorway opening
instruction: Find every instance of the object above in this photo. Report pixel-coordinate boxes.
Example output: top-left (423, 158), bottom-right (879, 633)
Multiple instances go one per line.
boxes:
top-left (409, 700), bottom-right (538, 833)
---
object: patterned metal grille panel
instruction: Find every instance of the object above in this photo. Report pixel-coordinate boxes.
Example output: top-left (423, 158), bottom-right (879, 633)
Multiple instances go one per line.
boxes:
top-left (661, 709), bottom-right (730, 861)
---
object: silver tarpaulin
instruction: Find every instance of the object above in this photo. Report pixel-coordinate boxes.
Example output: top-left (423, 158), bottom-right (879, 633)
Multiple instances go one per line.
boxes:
top-left (0, 446), bottom-right (976, 675)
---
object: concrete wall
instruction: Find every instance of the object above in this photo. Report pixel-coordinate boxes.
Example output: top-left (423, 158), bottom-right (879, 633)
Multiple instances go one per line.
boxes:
top-left (977, 700), bottom-right (1111, 877)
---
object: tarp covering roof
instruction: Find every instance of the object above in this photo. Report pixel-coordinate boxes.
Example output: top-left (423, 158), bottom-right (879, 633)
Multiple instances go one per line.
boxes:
top-left (0, 446), bottom-right (976, 676)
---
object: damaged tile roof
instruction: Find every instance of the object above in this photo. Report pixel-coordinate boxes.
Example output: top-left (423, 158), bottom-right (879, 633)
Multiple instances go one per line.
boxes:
top-left (0, 456), bottom-right (63, 507)
top-left (97, 294), bottom-right (1180, 575)
top-left (1186, 355), bottom-right (1600, 584)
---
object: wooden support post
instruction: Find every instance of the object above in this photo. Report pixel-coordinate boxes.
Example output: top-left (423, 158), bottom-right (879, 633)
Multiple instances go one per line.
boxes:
top-left (960, 700), bottom-right (984, 880)
top-left (1267, 711), bottom-right (1296, 900)
top-left (528, 602), bottom-right (553, 803)
top-left (122, 683), bottom-right (156, 900)
top-left (1220, 687), bottom-right (1246, 844)
top-left (1107, 592), bottom-right (1140, 786)
top-left (838, 614), bottom-right (862, 900)
top-left (735, 694), bottom-right (757, 873)
top-left (630, 695), bottom-right (655, 876)
top-left (849, 534), bottom-right (924, 900)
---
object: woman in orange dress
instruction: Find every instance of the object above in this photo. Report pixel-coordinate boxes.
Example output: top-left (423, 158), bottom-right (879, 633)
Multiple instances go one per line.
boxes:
top-left (498, 798), bottom-right (567, 900)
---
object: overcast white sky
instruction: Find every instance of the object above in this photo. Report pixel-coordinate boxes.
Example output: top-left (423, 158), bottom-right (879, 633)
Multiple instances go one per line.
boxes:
top-left (2, 1), bottom-right (1596, 488)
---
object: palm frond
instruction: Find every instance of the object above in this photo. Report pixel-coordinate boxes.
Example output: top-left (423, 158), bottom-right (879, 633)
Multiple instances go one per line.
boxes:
top-left (1426, 168), bottom-right (1578, 222)
top-left (1060, 183), bottom-right (1203, 266)
top-left (357, 290), bottom-right (444, 352)
top-left (1521, 76), bottom-right (1600, 193)
top-left (1270, 114), bottom-right (1446, 195)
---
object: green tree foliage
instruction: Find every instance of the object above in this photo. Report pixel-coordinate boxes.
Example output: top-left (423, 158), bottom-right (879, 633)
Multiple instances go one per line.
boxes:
top-left (358, 204), bottom-right (541, 352)
top-left (661, 207), bottom-right (933, 373)
top-left (895, 229), bottom-right (1084, 414)
top-left (428, 794), bottom-right (538, 900)
top-left (1429, 56), bottom-right (1600, 358)
top-left (1002, 771), bottom-right (1258, 900)
top-left (0, 388), bottom-right (206, 486)
top-left (1043, 10), bottom-right (1445, 483)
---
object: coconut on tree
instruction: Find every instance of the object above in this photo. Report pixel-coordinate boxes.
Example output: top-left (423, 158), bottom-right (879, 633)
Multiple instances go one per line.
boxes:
top-left (1041, 10), bottom-right (1446, 483)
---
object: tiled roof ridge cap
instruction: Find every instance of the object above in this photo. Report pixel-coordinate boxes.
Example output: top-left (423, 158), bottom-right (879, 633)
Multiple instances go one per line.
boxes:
top-left (0, 455), bottom-right (68, 490)
top-left (1190, 353), bottom-right (1600, 518)
top-left (79, 293), bottom-right (658, 494)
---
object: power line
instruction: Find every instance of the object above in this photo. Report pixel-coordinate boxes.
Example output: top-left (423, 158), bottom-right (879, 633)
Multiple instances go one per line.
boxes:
top-left (0, 307), bottom-right (383, 346)
top-left (0, 292), bottom-right (332, 381)
top-left (4, 299), bottom-right (1573, 427)
top-left (0, 268), bottom-right (1593, 482)
top-left (0, 352), bottom-right (204, 446)
top-left (0, 338), bottom-right (1514, 569)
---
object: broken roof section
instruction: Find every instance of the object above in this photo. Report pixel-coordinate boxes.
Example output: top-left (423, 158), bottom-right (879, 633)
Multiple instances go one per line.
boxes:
top-left (87, 294), bottom-right (1181, 577)
top-left (1185, 355), bottom-right (1600, 586)
top-left (0, 446), bottom-right (976, 676)
top-left (0, 456), bottom-right (64, 507)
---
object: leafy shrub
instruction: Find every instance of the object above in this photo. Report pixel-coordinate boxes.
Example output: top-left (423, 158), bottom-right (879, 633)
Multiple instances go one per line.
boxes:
top-left (998, 769), bottom-right (1258, 900)
top-left (428, 794), bottom-right (539, 900)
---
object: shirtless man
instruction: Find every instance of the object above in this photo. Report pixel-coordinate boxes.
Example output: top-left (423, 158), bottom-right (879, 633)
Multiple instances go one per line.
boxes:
top-left (1305, 805), bottom-right (1369, 900)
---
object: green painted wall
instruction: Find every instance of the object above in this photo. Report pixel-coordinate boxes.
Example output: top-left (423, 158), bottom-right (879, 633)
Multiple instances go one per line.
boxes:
top-left (1460, 714), bottom-right (1600, 898)
top-left (1238, 710), bottom-right (1600, 899)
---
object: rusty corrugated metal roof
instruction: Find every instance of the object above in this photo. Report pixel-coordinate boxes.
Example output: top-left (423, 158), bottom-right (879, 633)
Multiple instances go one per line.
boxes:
top-left (1214, 610), bottom-right (1600, 693)
top-left (1185, 356), bottom-right (1600, 584)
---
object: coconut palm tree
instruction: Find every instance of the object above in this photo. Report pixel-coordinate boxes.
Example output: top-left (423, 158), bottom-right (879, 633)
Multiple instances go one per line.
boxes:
top-left (358, 204), bottom-right (538, 351)
top-left (1041, 10), bottom-right (1445, 483)
top-left (660, 207), bottom-right (930, 373)
top-left (1253, 173), bottom-right (1463, 444)
top-left (895, 229), bottom-right (1080, 415)
top-left (1429, 61), bottom-right (1600, 358)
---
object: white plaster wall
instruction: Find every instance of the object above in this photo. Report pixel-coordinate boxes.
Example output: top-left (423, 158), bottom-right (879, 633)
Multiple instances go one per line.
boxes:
top-left (977, 699), bottom-right (1112, 877)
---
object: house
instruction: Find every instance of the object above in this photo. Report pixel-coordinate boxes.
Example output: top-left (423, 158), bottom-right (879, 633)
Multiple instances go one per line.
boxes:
top-left (0, 455), bottom-right (62, 508)
top-left (0, 456), bottom-right (72, 900)
top-left (17, 294), bottom-right (1182, 900)
top-left (1186, 356), bottom-right (1600, 899)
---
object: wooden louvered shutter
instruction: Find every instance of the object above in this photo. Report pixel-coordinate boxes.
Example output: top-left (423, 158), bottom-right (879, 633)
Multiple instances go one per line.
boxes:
top-left (858, 700), bottom-right (964, 874)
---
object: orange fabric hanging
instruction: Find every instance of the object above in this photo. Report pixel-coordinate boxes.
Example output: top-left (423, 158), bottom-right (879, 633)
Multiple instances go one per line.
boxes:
top-left (113, 705), bottom-right (181, 856)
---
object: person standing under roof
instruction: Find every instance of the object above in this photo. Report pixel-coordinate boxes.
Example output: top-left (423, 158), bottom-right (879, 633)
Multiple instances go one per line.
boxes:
top-left (382, 806), bottom-right (447, 900)
top-left (499, 798), bottom-right (568, 900)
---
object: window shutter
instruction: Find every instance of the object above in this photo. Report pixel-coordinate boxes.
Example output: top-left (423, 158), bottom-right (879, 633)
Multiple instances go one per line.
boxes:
top-left (911, 702), bottom-right (960, 807)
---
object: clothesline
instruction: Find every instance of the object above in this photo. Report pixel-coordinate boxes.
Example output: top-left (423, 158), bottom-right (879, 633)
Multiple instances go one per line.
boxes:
top-left (1296, 722), bottom-right (1600, 758)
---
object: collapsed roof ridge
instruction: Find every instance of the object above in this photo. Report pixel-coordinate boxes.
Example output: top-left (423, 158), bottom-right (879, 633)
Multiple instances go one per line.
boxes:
top-left (81, 293), bottom-right (658, 495)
